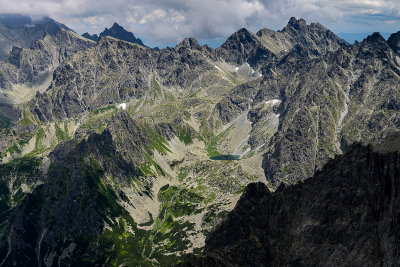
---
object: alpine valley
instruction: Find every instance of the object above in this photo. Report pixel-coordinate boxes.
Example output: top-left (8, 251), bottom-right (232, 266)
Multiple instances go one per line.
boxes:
top-left (0, 13), bottom-right (399, 266)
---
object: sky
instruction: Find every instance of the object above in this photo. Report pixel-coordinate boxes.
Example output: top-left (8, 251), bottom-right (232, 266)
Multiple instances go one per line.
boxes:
top-left (0, 0), bottom-right (399, 48)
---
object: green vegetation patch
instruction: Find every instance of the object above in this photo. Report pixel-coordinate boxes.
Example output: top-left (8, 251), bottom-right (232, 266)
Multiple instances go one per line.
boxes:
top-left (177, 126), bottom-right (193, 145)
top-left (20, 109), bottom-right (35, 126)
top-left (141, 125), bottom-right (172, 155)
top-left (93, 105), bottom-right (118, 115)
top-left (55, 122), bottom-right (69, 142)
top-left (206, 125), bottom-right (234, 157)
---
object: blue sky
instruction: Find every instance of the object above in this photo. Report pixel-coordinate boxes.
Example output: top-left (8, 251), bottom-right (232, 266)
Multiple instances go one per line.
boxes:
top-left (0, 0), bottom-right (399, 48)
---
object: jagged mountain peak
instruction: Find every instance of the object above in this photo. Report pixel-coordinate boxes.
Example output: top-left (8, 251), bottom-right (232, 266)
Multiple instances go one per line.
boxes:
top-left (285, 16), bottom-right (308, 31)
top-left (175, 37), bottom-right (203, 50)
top-left (99, 22), bottom-right (146, 47)
top-left (110, 22), bottom-right (123, 29)
top-left (356, 32), bottom-right (392, 58)
top-left (217, 17), bottom-right (347, 67)
top-left (387, 31), bottom-right (400, 55)
top-left (282, 17), bottom-right (344, 46)
top-left (284, 17), bottom-right (328, 33)
top-left (82, 32), bottom-right (99, 42)
top-left (365, 32), bottom-right (386, 43)
top-left (225, 27), bottom-right (258, 44)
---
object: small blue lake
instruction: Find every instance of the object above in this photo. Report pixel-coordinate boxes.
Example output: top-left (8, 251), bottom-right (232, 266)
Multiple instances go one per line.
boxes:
top-left (209, 155), bottom-right (240, 160)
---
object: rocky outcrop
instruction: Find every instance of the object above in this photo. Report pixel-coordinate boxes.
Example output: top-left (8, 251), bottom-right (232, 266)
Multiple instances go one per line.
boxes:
top-left (216, 28), bottom-right (275, 67)
top-left (0, 28), bottom-right (94, 129)
top-left (182, 133), bottom-right (400, 266)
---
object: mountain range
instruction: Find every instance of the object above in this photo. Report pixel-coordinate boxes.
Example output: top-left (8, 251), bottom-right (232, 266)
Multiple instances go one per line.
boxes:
top-left (0, 13), bottom-right (399, 266)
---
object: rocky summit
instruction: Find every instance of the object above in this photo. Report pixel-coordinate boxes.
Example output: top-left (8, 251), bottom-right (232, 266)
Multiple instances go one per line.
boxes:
top-left (81, 22), bottom-right (147, 47)
top-left (0, 15), bottom-right (399, 266)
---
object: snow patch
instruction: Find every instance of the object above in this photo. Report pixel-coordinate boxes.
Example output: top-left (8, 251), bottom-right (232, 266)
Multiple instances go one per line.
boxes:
top-left (265, 99), bottom-right (281, 106)
top-left (117, 103), bottom-right (127, 110)
top-left (73, 122), bottom-right (81, 136)
top-left (214, 65), bottom-right (223, 72)
top-left (334, 86), bottom-right (350, 152)
top-left (21, 184), bottom-right (31, 193)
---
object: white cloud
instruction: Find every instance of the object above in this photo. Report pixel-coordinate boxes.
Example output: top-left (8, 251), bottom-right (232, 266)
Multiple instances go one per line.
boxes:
top-left (0, 0), bottom-right (399, 44)
top-left (83, 16), bottom-right (104, 25)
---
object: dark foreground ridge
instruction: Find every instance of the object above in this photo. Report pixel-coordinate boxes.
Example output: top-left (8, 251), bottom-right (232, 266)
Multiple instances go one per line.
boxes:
top-left (181, 132), bottom-right (400, 266)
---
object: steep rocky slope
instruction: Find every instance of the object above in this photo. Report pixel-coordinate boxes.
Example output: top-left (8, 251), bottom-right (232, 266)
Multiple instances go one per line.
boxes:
top-left (182, 133), bottom-right (400, 266)
top-left (0, 14), bottom-right (71, 60)
top-left (214, 31), bottom-right (400, 186)
top-left (0, 29), bottom-right (94, 91)
top-left (0, 28), bottom-right (94, 129)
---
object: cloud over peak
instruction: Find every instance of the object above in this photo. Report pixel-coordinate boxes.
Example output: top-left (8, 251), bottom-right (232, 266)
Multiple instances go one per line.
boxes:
top-left (0, 0), bottom-right (399, 45)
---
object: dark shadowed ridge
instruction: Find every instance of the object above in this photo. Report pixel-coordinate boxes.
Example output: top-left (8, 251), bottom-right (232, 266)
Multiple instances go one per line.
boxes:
top-left (180, 132), bottom-right (400, 266)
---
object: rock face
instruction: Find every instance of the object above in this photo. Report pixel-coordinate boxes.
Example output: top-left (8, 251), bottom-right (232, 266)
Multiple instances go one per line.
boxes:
top-left (183, 133), bottom-right (400, 266)
top-left (0, 28), bottom-right (94, 128)
top-left (0, 29), bottom-right (94, 89)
